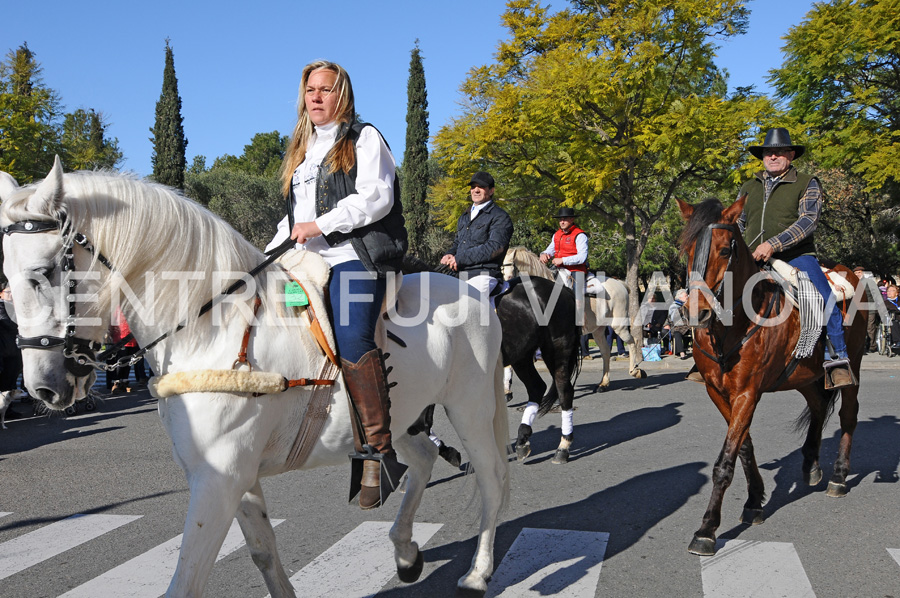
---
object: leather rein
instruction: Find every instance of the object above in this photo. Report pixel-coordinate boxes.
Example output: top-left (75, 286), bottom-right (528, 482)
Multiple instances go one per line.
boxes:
top-left (2, 218), bottom-right (334, 388)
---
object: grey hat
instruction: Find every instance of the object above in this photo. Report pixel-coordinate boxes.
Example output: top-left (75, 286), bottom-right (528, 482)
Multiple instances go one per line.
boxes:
top-left (469, 171), bottom-right (495, 188)
top-left (748, 128), bottom-right (805, 160)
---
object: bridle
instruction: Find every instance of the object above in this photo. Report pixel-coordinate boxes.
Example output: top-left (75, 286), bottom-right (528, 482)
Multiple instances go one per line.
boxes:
top-left (688, 221), bottom-right (789, 384)
top-left (2, 216), bottom-right (296, 377)
top-left (2, 218), bottom-right (104, 376)
top-left (687, 223), bottom-right (738, 322)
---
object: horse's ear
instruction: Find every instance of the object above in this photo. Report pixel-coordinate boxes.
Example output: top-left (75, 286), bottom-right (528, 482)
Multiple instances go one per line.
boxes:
top-left (26, 156), bottom-right (66, 217)
top-left (0, 171), bottom-right (19, 202)
top-left (675, 197), bottom-right (693, 221)
top-left (723, 194), bottom-right (747, 224)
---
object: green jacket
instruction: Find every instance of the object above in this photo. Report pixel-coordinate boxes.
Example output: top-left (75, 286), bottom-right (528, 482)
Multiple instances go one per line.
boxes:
top-left (739, 167), bottom-right (817, 262)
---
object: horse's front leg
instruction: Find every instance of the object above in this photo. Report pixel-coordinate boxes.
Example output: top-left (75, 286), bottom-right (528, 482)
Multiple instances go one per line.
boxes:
top-left (390, 432), bottom-right (439, 583)
top-left (167, 469), bottom-right (247, 597)
top-left (236, 481), bottom-right (295, 598)
top-left (551, 366), bottom-right (575, 465)
top-left (689, 396), bottom-right (757, 556)
top-left (737, 435), bottom-right (765, 525)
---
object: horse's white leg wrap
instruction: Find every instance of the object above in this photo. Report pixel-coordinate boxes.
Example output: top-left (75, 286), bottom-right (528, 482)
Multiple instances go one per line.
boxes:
top-left (521, 402), bottom-right (539, 427)
top-left (561, 409), bottom-right (574, 436)
top-left (503, 366), bottom-right (513, 392)
top-left (428, 433), bottom-right (442, 447)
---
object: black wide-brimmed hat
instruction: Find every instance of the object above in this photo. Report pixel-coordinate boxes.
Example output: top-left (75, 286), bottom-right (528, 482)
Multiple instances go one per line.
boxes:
top-left (748, 128), bottom-right (805, 160)
top-left (469, 171), bottom-right (495, 188)
top-left (555, 207), bottom-right (577, 218)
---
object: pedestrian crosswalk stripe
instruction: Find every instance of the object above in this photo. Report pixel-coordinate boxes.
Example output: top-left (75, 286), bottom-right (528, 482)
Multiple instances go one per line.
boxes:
top-left (0, 513), bottom-right (10, 520)
top-left (274, 521), bottom-right (443, 598)
top-left (58, 518), bottom-right (284, 598)
top-left (0, 514), bottom-right (141, 581)
top-left (700, 539), bottom-right (816, 598)
top-left (485, 528), bottom-right (608, 597)
top-left (886, 548), bottom-right (900, 567)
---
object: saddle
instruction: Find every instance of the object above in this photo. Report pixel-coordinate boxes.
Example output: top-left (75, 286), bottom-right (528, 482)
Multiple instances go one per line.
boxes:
top-left (768, 259), bottom-right (855, 308)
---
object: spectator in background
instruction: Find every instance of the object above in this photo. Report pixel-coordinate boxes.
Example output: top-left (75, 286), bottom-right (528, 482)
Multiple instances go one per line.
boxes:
top-left (884, 284), bottom-right (900, 351)
top-left (108, 308), bottom-right (138, 393)
top-left (852, 266), bottom-right (879, 353)
top-left (0, 284), bottom-right (23, 395)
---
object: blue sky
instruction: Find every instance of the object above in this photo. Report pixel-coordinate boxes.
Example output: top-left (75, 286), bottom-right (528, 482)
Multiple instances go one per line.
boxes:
top-left (3, 0), bottom-right (815, 177)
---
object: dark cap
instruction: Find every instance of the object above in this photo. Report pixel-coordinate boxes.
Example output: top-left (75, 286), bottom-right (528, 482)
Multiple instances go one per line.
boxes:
top-left (469, 171), bottom-right (495, 188)
top-left (555, 207), bottom-right (576, 218)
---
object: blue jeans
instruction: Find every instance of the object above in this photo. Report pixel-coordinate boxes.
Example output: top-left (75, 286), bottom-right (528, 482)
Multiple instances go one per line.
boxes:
top-left (789, 254), bottom-right (847, 357)
top-left (328, 260), bottom-right (386, 363)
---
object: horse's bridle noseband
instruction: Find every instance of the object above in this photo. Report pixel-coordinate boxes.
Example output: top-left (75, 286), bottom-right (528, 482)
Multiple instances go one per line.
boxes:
top-left (2, 218), bottom-right (102, 376)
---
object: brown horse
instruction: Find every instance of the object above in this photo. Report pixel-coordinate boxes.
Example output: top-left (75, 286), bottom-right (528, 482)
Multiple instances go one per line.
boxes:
top-left (677, 196), bottom-right (867, 556)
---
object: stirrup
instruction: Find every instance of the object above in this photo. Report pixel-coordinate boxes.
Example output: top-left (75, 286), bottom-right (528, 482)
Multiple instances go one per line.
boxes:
top-left (348, 445), bottom-right (408, 507)
top-left (823, 357), bottom-right (857, 389)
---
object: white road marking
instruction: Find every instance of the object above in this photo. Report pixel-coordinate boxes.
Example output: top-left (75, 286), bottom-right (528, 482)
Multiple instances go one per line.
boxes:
top-left (59, 518), bottom-right (283, 598)
top-left (886, 547), bottom-right (900, 567)
top-left (700, 539), bottom-right (816, 598)
top-left (485, 527), bottom-right (609, 597)
top-left (0, 514), bottom-right (141, 581)
top-left (278, 521), bottom-right (443, 598)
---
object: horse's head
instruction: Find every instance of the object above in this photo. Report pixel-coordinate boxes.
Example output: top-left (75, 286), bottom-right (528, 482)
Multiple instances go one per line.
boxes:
top-left (677, 195), bottom-right (748, 329)
top-left (501, 248), bottom-right (519, 281)
top-left (0, 158), bottom-right (103, 409)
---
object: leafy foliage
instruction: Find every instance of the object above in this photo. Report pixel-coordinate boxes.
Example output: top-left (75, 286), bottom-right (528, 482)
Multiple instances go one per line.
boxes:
top-left (60, 108), bottom-right (123, 170)
top-left (431, 0), bottom-right (782, 329)
top-left (401, 42), bottom-right (431, 259)
top-left (210, 131), bottom-right (287, 178)
top-left (150, 40), bottom-right (187, 189)
top-left (772, 0), bottom-right (900, 193)
top-left (0, 43), bottom-right (62, 182)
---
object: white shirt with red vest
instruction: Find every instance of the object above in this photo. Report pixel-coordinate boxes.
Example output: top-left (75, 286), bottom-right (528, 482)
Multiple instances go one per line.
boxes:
top-left (542, 226), bottom-right (588, 273)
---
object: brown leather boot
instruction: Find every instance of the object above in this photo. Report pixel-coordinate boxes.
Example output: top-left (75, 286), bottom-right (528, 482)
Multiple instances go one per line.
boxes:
top-left (342, 348), bottom-right (407, 510)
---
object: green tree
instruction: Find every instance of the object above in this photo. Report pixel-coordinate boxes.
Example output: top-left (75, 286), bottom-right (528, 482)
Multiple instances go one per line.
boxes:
top-left (210, 131), bottom-right (287, 177)
top-left (60, 108), bottom-right (123, 170)
top-left (432, 0), bottom-right (781, 334)
top-left (401, 41), bottom-right (431, 259)
top-left (150, 39), bottom-right (187, 189)
top-left (0, 43), bottom-right (62, 182)
top-left (772, 0), bottom-right (900, 193)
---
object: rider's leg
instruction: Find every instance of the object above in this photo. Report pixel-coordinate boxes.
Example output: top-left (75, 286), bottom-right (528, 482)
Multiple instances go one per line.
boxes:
top-left (330, 261), bottom-right (406, 510)
top-left (788, 255), bottom-right (848, 358)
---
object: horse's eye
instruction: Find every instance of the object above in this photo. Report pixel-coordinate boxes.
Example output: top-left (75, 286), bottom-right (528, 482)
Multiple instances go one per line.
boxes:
top-left (719, 247), bottom-right (732, 258)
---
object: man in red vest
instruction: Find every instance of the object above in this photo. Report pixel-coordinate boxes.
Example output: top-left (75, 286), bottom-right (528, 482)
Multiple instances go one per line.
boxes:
top-left (540, 207), bottom-right (593, 290)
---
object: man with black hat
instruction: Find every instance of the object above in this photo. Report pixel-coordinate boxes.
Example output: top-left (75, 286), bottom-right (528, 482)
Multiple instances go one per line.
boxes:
top-left (540, 207), bottom-right (589, 287)
top-left (441, 171), bottom-right (513, 305)
top-left (737, 127), bottom-right (855, 387)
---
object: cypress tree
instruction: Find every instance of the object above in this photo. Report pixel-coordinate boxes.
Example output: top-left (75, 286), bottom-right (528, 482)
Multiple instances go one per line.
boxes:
top-left (401, 41), bottom-right (430, 259)
top-left (150, 39), bottom-right (187, 189)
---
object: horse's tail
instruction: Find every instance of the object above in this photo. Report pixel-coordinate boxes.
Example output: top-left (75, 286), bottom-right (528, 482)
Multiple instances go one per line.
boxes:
top-left (492, 353), bottom-right (511, 510)
top-left (792, 384), bottom-right (840, 435)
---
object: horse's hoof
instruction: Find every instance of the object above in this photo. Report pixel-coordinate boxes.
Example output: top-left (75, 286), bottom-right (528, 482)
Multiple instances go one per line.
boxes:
top-left (516, 442), bottom-right (531, 461)
top-left (596, 384), bottom-right (607, 393)
top-left (826, 481), bottom-right (848, 497)
top-left (456, 586), bottom-right (487, 598)
top-left (805, 467), bottom-right (823, 486)
top-left (505, 392), bottom-right (513, 403)
top-left (688, 535), bottom-right (717, 556)
top-left (631, 368), bottom-right (646, 379)
top-left (551, 448), bottom-right (569, 464)
top-left (740, 508), bottom-right (764, 525)
top-left (397, 549), bottom-right (424, 583)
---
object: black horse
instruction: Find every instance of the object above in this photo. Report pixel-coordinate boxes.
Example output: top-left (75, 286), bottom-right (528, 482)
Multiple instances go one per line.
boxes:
top-left (404, 257), bottom-right (582, 464)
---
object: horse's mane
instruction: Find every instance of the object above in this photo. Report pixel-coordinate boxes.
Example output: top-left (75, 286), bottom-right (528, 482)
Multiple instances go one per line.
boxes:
top-left (2, 171), bottom-right (285, 337)
top-left (678, 199), bottom-right (725, 257)
top-left (507, 246), bottom-right (554, 281)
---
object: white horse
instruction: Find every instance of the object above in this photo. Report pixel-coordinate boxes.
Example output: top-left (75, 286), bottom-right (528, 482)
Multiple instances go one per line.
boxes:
top-left (502, 246), bottom-right (644, 388)
top-left (0, 159), bottom-right (510, 598)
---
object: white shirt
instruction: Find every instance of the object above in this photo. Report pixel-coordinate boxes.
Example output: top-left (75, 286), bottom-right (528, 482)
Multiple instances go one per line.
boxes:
top-left (470, 200), bottom-right (493, 220)
top-left (266, 122), bottom-right (397, 266)
top-left (542, 232), bottom-right (588, 267)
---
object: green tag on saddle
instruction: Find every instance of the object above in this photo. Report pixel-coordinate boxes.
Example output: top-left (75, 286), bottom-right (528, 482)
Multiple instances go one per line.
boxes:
top-left (285, 281), bottom-right (309, 307)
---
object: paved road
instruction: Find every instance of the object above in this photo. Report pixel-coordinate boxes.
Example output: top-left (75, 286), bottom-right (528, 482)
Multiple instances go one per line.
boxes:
top-left (0, 352), bottom-right (898, 597)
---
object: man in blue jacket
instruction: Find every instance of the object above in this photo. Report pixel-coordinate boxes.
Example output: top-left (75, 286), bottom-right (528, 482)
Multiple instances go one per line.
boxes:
top-left (441, 171), bottom-right (514, 305)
